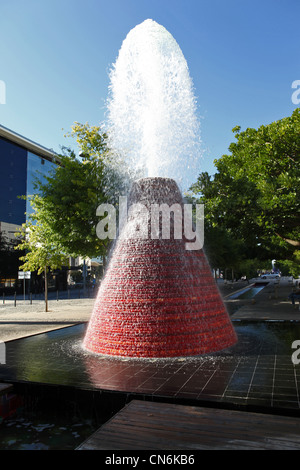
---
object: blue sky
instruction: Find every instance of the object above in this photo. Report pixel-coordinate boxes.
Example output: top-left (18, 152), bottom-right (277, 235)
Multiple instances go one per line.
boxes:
top-left (0, 0), bottom-right (299, 189)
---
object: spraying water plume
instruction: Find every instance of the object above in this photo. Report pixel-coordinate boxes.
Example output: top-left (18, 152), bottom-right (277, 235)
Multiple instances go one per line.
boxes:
top-left (107, 19), bottom-right (201, 188)
top-left (83, 20), bottom-right (237, 358)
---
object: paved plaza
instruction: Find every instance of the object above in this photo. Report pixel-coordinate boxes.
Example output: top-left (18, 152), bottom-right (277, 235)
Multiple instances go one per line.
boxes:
top-left (0, 295), bottom-right (94, 342)
top-left (0, 278), bottom-right (298, 342)
top-left (1, 276), bottom-right (300, 451)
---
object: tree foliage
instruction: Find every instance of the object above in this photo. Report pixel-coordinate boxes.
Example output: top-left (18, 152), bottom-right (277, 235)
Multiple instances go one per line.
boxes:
top-left (34, 122), bottom-right (128, 259)
top-left (190, 109), bottom-right (300, 275)
top-left (15, 122), bottom-right (129, 306)
top-left (17, 195), bottom-right (68, 275)
top-left (16, 194), bottom-right (69, 311)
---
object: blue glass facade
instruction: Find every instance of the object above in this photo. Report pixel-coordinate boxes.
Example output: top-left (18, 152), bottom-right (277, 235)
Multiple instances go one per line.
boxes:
top-left (0, 136), bottom-right (56, 225)
top-left (26, 151), bottom-right (56, 216)
top-left (0, 137), bottom-right (27, 225)
top-left (0, 129), bottom-right (62, 292)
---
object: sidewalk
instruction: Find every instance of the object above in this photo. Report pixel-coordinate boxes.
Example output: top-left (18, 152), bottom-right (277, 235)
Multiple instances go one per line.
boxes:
top-left (0, 297), bottom-right (94, 342)
top-left (0, 279), bottom-right (299, 343)
top-left (226, 278), bottom-right (300, 321)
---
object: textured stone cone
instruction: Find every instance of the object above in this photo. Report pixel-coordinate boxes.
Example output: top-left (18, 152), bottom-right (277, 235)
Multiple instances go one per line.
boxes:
top-left (83, 177), bottom-right (237, 357)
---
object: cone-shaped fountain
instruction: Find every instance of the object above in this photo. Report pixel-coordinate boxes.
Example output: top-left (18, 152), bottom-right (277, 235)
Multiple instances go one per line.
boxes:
top-left (83, 177), bottom-right (237, 357)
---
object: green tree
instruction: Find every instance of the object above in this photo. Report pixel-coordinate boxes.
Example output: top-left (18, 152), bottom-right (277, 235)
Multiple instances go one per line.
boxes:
top-left (16, 122), bottom-right (129, 304)
top-left (16, 195), bottom-right (68, 311)
top-left (190, 109), bottom-right (300, 275)
top-left (35, 122), bottom-right (128, 260)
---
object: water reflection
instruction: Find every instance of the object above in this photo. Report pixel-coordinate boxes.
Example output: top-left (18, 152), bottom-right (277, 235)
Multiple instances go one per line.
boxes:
top-left (1, 321), bottom-right (300, 394)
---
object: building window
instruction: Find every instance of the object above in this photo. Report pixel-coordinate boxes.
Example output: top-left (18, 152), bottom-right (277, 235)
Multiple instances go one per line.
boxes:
top-left (26, 152), bottom-right (56, 217)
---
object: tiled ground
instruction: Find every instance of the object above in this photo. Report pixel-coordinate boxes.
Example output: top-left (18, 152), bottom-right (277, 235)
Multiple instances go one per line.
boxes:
top-left (1, 321), bottom-right (300, 413)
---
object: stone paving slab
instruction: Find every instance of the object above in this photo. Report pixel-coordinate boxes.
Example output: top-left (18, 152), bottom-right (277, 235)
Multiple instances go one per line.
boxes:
top-left (229, 279), bottom-right (300, 321)
top-left (0, 298), bottom-right (94, 342)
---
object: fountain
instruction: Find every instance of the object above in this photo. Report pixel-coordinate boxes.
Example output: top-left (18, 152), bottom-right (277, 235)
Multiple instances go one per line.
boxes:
top-left (2, 22), bottom-right (299, 449)
top-left (83, 19), bottom-right (237, 357)
top-left (83, 177), bottom-right (237, 357)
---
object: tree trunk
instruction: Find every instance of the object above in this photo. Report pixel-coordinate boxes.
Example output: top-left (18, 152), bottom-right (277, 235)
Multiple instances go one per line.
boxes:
top-left (44, 266), bottom-right (48, 312)
top-left (83, 259), bottom-right (87, 296)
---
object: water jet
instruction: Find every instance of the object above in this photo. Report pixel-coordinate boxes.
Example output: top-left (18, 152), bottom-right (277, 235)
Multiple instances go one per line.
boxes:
top-left (84, 19), bottom-right (237, 357)
top-left (106, 18), bottom-right (202, 188)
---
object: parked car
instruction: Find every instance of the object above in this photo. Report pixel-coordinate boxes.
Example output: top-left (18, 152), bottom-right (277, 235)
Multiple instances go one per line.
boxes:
top-left (260, 273), bottom-right (280, 280)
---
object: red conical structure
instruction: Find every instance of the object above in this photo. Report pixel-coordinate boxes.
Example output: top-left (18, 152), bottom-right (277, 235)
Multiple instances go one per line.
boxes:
top-left (83, 177), bottom-right (237, 357)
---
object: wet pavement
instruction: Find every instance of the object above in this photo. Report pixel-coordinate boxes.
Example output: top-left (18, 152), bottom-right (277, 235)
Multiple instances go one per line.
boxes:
top-left (1, 277), bottom-right (300, 417)
top-left (1, 319), bottom-right (300, 415)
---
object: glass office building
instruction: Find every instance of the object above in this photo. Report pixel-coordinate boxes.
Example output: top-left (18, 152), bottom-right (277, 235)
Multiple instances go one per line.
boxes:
top-left (26, 151), bottom-right (56, 216)
top-left (0, 125), bottom-right (60, 292)
top-left (0, 125), bottom-right (98, 294)
top-left (0, 125), bottom-right (58, 226)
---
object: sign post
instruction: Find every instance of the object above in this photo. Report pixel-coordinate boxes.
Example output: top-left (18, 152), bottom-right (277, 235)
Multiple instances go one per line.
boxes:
top-left (18, 271), bottom-right (31, 302)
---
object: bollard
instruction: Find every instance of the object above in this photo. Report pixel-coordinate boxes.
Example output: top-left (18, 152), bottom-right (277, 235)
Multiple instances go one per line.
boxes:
top-left (56, 290), bottom-right (59, 301)
top-left (14, 292), bottom-right (16, 307)
top-left (30, 293), bottom-right (32, 305)
top-left (2, 292), bottom-right (4, 305)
